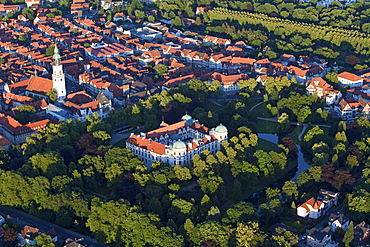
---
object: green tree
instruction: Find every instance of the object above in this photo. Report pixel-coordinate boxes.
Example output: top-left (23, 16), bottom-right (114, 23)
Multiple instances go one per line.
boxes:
top-left (21, 8), bottom-right (35, 20)
top-left (191, 221), bottom-right (231, 247)
top-left (282, 181), bottom-right (298, 199)
top-left (15, 104), bottom-right (36, 124)
top-left (28, 151), bottom-right (67, 178)
top-left (155, 64), bottom-right (168, 76)
top-left (172, 16), bottom-right (184, 27)
top-left (343, 221), bottom-right (354, 247)
top-left (278, 113), bottom-right (290, 132)
top-left (45, 46), bottom-right (55, 56)
top-left (86, 200), bottom-right (183, 245)
top-left (46, 88), bottom-right (57, 103)
top-left (195, 16), bottom-right (202, 26)
top-left (148, 15), bottom-right (155, 22)
top-left (272, 227), bottom-right (298, 246)
top-left (18, 35), bottom-right (27, 43)
top-left (35, 233), bottom-right (55, 247)
top-left (236, 221), bottom-right (259, 247)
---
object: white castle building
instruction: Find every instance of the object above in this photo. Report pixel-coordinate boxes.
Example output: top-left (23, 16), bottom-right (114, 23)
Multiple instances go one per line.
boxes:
top-left (126, 114), bottom-right (228, 166)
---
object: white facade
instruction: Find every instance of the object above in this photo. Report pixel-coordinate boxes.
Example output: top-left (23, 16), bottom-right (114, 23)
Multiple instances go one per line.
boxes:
top-left (52, 46), bottom-right (66, 101)
top-left (338, 72), bottom-right (363, 88)
top-left (126, 115), bottom-right (228, 167)
top-left (297, 198), bottom-right (324, 219)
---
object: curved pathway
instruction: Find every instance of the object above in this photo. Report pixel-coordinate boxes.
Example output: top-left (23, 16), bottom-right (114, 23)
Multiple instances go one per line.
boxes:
top-left (249, 101), bottom-right (263, 112)
top-left (256, 117), bottom-right (331, 141)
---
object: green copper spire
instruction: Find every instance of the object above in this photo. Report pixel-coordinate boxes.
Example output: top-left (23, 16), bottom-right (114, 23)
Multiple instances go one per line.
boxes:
top-left (53, 45), bottom-right (61, 66)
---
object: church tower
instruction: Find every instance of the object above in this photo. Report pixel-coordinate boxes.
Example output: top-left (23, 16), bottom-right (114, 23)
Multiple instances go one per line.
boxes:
top-left (52, 45), bottom-right (66, 101)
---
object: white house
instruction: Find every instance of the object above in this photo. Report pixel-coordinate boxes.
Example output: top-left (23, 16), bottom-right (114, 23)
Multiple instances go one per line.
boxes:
top-left (317, 189), bottom-right (339, 212)
top-left (306, 77), bottom-right (342, 105)
top-left (328, 213), bottom-right (350, 232)
top-left (337, 72), bottom-right (363, 88)
top-left (297, 197), bottom-right (324, 219)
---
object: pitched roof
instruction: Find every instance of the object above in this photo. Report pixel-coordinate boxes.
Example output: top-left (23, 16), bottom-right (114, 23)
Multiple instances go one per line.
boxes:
top-left (308, 227), bottom-right (331, 241)
top-left (338, 71), bottom-right (363, 82)
top-left (25, 76), bottom-right (53, 95)
top-left (0, 134), bottom-right (11, 146)
top-left (146, 120), bottom-right (187, 139)
top-left (126, 134), bottom-right (166, 155)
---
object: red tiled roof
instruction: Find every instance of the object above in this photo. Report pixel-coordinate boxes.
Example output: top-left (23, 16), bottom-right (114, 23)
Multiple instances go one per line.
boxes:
top-left (0, 134), bottom-right (11, 146)
top-left (147, 121), bottom-right (187, 139)
top-left (25, 76), bottom-right (53, 95)
top-left (338, 71), bottom-right (363, 82)
top-left (127, 135), bottom-right (166, 155)
top-left (158, 74), bottom-right (196, 88)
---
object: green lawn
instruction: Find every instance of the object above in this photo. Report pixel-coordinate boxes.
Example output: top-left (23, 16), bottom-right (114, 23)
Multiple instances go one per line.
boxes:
top-left (289, 125), bottom-right (304, 143)
top-left (257, 139), bottom-right (280, 152)
top-left (283, 220), bottom-right (306, 234)
top-left (255, 119), bottom-right (281, 133)
top-left (204, 100), bottom-right (224, 113)
top-left (250, 102), bottom-right (272, 118)
top-left (113, 138), bottom-right (127, 148)
top-left (247, 99), bottom-right (263, 111)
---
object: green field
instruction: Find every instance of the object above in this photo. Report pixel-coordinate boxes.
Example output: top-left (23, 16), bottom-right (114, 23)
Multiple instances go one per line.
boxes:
top-left (256, 139), bottom-right (280, 152)
top-left (255, 119), bottom-right (281, 133)
top-left (289, 125), bottom-right (304, 143)
top-left (113, 138), bottom-right (128, 148)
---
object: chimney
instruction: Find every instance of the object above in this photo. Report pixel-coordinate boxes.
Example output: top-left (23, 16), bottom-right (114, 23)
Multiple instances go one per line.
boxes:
top-left (148, 139), bottom-right (152, 145)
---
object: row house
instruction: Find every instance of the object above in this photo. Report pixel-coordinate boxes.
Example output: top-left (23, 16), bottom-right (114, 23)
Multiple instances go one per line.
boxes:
top-left (85, 42), bottom-right (133, 62)
top-left (186, 51), bottom-right (209, 67)
top-left (0, 113), bottom-right (53, 144)
top-left (79, 72), bottom-right (129, 101)
top-left (334, 98), bottom-right (370, 123)
top-left (286, 65), bottom-right (326, 84)
top-left (158, 74), bottom-right (196, 91)
top-left (306, 77), bottom-right (342, 105)
top-left (338, 71), bottom-right (363, 88)
top-left (61, 91), bottom-right (111, 120)
top-left (0, 4), bottom-right (21, 16)
top-left (25, 0), bottom-right (42, 8)
top-left (203, 35), bottom-right (231, 47)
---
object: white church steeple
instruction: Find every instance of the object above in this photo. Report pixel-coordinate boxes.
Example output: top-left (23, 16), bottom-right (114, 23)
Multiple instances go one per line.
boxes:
top-left (52, 44), bottom-right (66, 101)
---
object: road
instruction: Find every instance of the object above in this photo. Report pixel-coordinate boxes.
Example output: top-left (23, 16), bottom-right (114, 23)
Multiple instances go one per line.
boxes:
top-left (0, 206), bottom-right (106, 247)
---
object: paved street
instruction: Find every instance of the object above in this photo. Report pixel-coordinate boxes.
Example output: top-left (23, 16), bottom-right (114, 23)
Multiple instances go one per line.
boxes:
top-left (0, 206), bottom-right (105, 246)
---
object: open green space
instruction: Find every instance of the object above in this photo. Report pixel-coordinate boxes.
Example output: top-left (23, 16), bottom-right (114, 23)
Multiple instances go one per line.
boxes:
top-left (255, 119), bottom-right (280, 133)
top-left (113, 138), bottom-right (128, 148)
top-left (204, 100), bottom-right (223, 113)
top-left (283, 220), bottom-right (306, 235)
top-left (247, 99), bottom-right (263, 111)
top-left (250, 102), bottom-right (271, 118)
top-left (257, 139), bottom-right (280, 152)
top-left (289, 125), bottom-right (304, 143)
